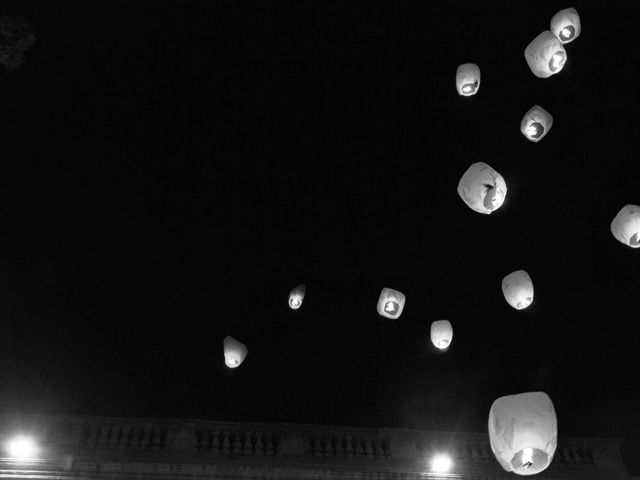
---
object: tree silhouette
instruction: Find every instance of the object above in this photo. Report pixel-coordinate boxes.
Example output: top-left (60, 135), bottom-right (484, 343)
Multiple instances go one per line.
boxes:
top-left (0, 16), bottom-right (36, 71)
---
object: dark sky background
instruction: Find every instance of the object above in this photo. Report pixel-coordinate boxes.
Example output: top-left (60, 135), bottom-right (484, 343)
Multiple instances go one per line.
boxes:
top-left (2, 0), bottom-right (640, 473)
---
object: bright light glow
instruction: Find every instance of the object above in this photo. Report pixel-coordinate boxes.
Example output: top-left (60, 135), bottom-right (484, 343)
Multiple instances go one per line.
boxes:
top-left (384, 300), bottom-right (398, 314)
top-left (522, 447), bottom-right (534, 468)
top-left (526, 124), bottom-right (538, 137)
top-left (551, 53), bottom-right (563, 69)
top-left (561, 27), bottom-right (571, 38)
top-left (289, 296), bottom-right (302, 309)
top-left (430, 454), bottom-right (452, 473)
top-left (462, 85), bottom-right (472, 92)
top-left (6, 436), bottom-right (37, 458)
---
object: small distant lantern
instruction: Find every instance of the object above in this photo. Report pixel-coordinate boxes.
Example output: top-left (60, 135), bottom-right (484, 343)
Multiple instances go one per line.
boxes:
top-left (457, 162), bottom-right (507, 215)
top-left (377, 288), bottom-right (406, 319)
top-left (502, 270), bottom-right (534, 310)
top-left (489, 392), bottom-right (557, 476)
top-left (550, 8), bottom-right (581, 44)
top-left (223, 336), bottom-right (248, 368)
top-left (430, 320), bottom-right (453, 350)
top-left (288, 284), bottom-right (306, 310)
top-left (521, 105), bottom-right (553, 142)
top-left (456, 63), bottom-right (481, 96)
top-left (610, 204), bottom-right (640, 248)
top-left (524, 31), bottom-right (567, 78)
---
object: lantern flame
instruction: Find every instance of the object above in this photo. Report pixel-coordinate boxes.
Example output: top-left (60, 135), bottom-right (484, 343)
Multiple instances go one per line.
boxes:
top-left (385, 301), bottom-right (398, 313)
top-left (522, 448), bottom-right (534, 469)
top-left (561, 27), bottom-right (571, 38)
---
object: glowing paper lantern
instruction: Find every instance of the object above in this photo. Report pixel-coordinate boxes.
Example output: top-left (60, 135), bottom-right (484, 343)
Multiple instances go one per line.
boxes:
top-left (550, 8), bottom-right (581, 44)
top-left (502, 270), bottom-right (534, 310)
top-left (430, 320), bottom-right (453, 350)
top-left (520, 105), bottom-right (553, 142)
top-left (288, 284), bottom-right (306, 310)
top-left (489, 392), bottom-right (557, 476)
top-left (610, 204), bottom-right (640, 248)
top-left (524, 31), bottom-right (567, 78)
top-left (456, 63), bottom-right (480, 96)
top-left (223, 336), bottom-right (248, 368)
top-left (377, 288), bottom-right (405, 319)
top-left (457, 162), bottom-right (507, 215)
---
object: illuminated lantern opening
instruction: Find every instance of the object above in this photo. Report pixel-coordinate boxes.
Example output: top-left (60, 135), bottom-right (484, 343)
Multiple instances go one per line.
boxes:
top-left (430, 320), bottom-right (453, 350)
top-left (457, 162), bottom-right (507, 215)
top-left (550, 8), bottom-right (581, 44)
top-left (223, 336), bottom-right (248, 368)
top-left (521, 106), bottom-right (553, 143)
top-left (288, 284), bottom-right (306, 310)
top-left (610, 204), bottom-right (640, 248)
top-left (456, 63), bottom-right (480, 96)
top-left (524, 31), bottom-right (567, 78)
top-left (502, 270), bottom-right (534, 310)
top-left (488, 392), bottom-right (557, 476)
top-left (377, 288), bottom-right (406, 319)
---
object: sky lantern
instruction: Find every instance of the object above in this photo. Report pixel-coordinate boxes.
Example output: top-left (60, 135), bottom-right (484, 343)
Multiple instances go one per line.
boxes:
top-left (610, 204), bottom-right (640, 248)
top-left (550, 8), bottom-right (581, 44)
top-left (489, 392), bottom-right (557, 476)
top-left (455, 63), bottom-right (480, 96)
top-left (520, 105), bottom-right (553, 142)
top-left (430, 320), bottom-right (453, 350)
top-left (288, 284), bottom-right (306, 310)
top-left (502, 270), bottom-right (534, 310)
top-left (524, 31), bottom-right (567, 78)
top-left (457, 162), bottom-right (507, 215)
top-left (223, 336), bottom-right (248, 368)
top-left (377, 288), bottom-right (406, 319)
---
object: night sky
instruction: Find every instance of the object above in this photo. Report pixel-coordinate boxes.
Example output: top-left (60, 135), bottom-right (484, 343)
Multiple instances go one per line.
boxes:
top-left (1, 0), bottom-right (640, 473)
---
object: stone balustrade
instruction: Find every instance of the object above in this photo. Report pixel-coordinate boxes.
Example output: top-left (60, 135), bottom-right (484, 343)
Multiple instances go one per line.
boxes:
top-left (0, 414), bottom-right (631, 480)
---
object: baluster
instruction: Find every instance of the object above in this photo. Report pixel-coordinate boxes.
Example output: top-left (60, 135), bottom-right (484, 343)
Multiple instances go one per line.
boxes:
top-left (265, 434), bottom-right (275, 455)
top-left (86, 427), bottom-right (99, 448)
top-left (220, 432), bottom-right (229, 453)
top-left (239, 432), bottom-right (249, 454)
top-left (480, 444), bottom-right (491, 462)
top-left (114, 426), bottom-right (123, 449)
top-left (209, 431), bottom-right (220, 454)
top-left (346, 435), bottom-right (355, 456)
top-left (339, 435), bottom-right (348, 457)
top-left (365, 438), bottom-right (374, 457)
top-left (470, 444), bottom-right (481, 462)
top-left (95, 426), bottom-right (106, 448)
top-left (305, 436), bottom-right (314, 456)
top-left (318, 436), bottom-right (326, 456)
top-left (231, 432), bottom-right (241, 454)
top-left (564, 445), bottom-right (575, 464)
top-left (372, 438), bottom-right (382, 458)
top-left (328, 435), bottom-right (336, 456)
top-left (255, 433), bottom-right (265, 456)
top-left (382, 437), bottom-right (391, 458)
top-left (122, 426), bottom-right (133, 448)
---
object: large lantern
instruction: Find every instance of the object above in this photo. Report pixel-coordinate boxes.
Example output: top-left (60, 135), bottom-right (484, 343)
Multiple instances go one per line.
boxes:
top-left (488, 392), bottom-right (557, 476)
top-left (502, 270), bottom-right (534, 310)
top-left (377, 288), bottom-right (406, 319)
top-left (520, 106), bottom-right (553, 142)
top-left (550, 8), bottom-right (581, 44)
top-left (610, 204), bottom-right (640, 248)
top-left (524, 31), bottom-right (567, 78)
top-left (456, 63), bottom-right (481, 96)
top-left (430, 320), bottom-right (453, 350)
top-left (457, 162), bottom-right (507, 215)
top-left (223, 336), bottom-right (248, 368)
top-left (288, 284), bottom-right (306, 310)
